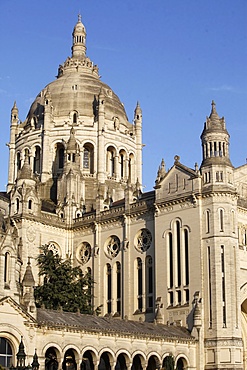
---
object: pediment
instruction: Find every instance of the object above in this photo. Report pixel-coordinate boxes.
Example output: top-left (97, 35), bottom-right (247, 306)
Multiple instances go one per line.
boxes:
top-left (155, 161), bottom-right (200, 200)
top-left (0, 296), bottom-right (36, 323)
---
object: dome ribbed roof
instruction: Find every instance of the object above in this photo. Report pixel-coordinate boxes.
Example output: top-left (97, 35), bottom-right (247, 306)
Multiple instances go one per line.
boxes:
top-left (26, 17), bottom-right (129, 126)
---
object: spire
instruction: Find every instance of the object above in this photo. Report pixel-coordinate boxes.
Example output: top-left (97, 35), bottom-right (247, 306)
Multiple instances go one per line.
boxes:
top-left (22, 258), bottom-right (35, 287)
top-left (31, 349), bottom-right (40, 370)
top-left (67, 127), bottom-right (78, 152)
top-left (134, 101), bottom-right (142, 123)
top-left (18, 152), bottom-right (33, 180)
top-left (155, 304), bottom-right (163, 324)
top-left (17, 337), bottom-right (26, 368)
top-left (208, 100), bottom-right (221, 124)
top-left (71, 15), bottom-right (86, 59)
top-left (155, 158), bottom-right (166, 185)
top-left (11, 101), bottom-right (19, 123)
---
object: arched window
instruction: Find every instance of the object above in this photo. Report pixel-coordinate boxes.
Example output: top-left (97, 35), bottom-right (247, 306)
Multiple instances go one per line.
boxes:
top-left (28, 199), bottom-right (32, 210)
top-left (4, 252), bottom-right (10, 286)
top-left (137, 257), bottom-right (143, 312)
top-left (119, 150), bottom-right (127, 179)
top-left (16, 198), bottom-right (20, 213)
top-left (106, 147), bottom-right (115, 177)
top-left (231, 210), bottom-right (235, 233)
top-left (83, 144), bottom-right (94, 173)
top-left (120, 153), bottom-right (124, 178)
top-left (206, 210), bottom-right (210, 233)
top-left (166, 219), bottom-right (190, 307)
top-left (0, 338), bottom-right (13, 368)
top-left (106, 264), bottom-right (112, 314)
top-left (59, 147), bottom-right (64, 169)
top-left (17, 152), bottom-right (21, 171)
top-left (168, 232), bottom-right (173, 288)
top-left (83, 148), bottom-right (90, 169)
top-left (73, 112), bottom-right (77, 124)
top-left (33, 146), bottom-right (41, 174)
top-left (176, 220), bottom-right (181, 287)
top-left (129, 154), bottom-right (134, 183)
top-left (184, 229), bottom-right (189, 286)
top-left (219, 209), bottom-right (224, 232)
top-left (208, 246), bottom-right (212, 327)
top-left (116, 262), bottom-right (121, 314)
top-left (146, 256), bottom-right (153, 310)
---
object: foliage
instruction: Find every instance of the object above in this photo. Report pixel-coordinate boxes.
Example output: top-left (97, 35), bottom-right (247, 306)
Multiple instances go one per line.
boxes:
top-left (163, 355), bottom-right (175, 370)
top-left (34, 245), bottom-right (93, 314)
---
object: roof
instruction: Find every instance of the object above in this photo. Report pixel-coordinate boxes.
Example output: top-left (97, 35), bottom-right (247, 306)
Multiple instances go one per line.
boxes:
top-left (37, 308), bottom-right (193, 341)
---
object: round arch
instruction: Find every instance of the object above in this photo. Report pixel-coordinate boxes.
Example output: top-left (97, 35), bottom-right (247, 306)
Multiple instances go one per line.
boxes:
top-left (81, 348), bottom-right (98, 370)
top-left (98, 350), bottom-right (114, 370)
top-left (62, 347), bottom-right (79, 370)
top-left (175, 354), bottom-right (189, 370)
top-left (146, 354), bottom-right (161, 370)
top-left (131, 352), bottom-right (146, 370)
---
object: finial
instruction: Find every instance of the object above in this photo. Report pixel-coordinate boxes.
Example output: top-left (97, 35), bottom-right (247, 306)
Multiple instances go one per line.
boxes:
top-left (78, 13), bottom-right (82, 22)
top-left (211, 100), bottom-right (216, 113)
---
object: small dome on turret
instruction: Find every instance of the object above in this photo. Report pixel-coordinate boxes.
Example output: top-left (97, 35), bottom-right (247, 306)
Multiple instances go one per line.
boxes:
top-left (73, 14), bottom-right (86, 34)
top-left (202, 100), bottom-right (227, 134)
top-left (200, 101), bottom-right (232, 167)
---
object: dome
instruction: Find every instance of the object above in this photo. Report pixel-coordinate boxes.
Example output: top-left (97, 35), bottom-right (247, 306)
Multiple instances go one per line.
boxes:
top-left (27, 71), bottom-right (128, 125)
top-left (25, 15), bottom-right (128, 127)
top-left (10, 16), bottom-right (143, 213)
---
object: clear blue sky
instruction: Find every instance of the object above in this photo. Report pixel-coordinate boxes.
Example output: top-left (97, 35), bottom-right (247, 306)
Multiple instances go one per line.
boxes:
top-left (0, 0), bottom-right (246, 192)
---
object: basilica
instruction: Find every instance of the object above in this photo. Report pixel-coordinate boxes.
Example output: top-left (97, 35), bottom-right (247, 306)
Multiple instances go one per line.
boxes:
top-left (1, 16), bottom-right (247, 370)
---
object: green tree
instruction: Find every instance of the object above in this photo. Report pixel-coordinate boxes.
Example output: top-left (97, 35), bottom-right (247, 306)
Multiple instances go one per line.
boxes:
top-left (34, 245), bottom-right (93, 314)
top-left (163, 355), bottom-right (175, 370)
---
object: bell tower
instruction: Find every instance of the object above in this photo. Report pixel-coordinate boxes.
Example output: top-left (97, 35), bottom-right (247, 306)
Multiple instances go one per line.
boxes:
top-left (200, 102), bottom-right (242, 369)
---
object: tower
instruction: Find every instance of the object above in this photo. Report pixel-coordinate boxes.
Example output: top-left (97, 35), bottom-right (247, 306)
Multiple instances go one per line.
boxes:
top-left (200, 101), bottom-right (242, 369)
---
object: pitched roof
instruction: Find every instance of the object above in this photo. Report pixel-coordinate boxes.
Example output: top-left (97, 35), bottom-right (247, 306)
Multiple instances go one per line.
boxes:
top-left (37, 308), bottom-right (193, 341)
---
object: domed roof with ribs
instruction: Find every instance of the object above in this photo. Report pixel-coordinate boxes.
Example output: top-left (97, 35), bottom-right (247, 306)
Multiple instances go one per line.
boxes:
top-left (25, 15), bottom-right (129, 127)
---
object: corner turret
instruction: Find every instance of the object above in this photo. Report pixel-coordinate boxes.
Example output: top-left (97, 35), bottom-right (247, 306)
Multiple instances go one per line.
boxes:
top-left (200, 101), bottom-right (232, 167)
top-left (134, 102), bottom-right (143, 188)
top-left (11, 101), bottom-right (19, 124)
top-left (200, 101), bottom-right (234, 189)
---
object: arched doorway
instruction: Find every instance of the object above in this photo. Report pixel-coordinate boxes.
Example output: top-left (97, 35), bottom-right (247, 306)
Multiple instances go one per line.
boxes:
top-left (162, 355), bottom-right (175, 370)
top-left (115, 354), bottom-right (127, 370)
top-left (81, 350), bottom-right (94, 370)
top-left (176, 357), bottom-right (187, 370)
top-left (131, 355), bottom-right (143, 370)
top-left (45, 347), bottom-right (58, 370)
top-left (98, 352), bottom-right (111, 370)
top-left (63, 349), bottom-right (77, 370)
top-left (147, 355), bottom-right (160, 370)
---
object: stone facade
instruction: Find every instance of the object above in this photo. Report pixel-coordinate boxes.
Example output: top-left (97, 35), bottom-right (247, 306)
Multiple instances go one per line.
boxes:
top-left (0, 15), bottom-right (247, 370)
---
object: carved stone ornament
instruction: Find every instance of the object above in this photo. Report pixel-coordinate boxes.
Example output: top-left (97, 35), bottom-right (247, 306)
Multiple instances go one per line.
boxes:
top-left (105, 235), bottom-right (120, 259)
top-left (26, 225), bottom-right (36, 242)
top-left (135, 228), bottom-right (152, 253)
top-left (77, 242), bottom-right (91, 265)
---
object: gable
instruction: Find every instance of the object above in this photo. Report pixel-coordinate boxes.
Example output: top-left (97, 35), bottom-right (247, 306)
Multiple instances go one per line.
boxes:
top-left (0, 296), bottom-right (36, 324)
top-left (155, 163), bottom-right (200, 201)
